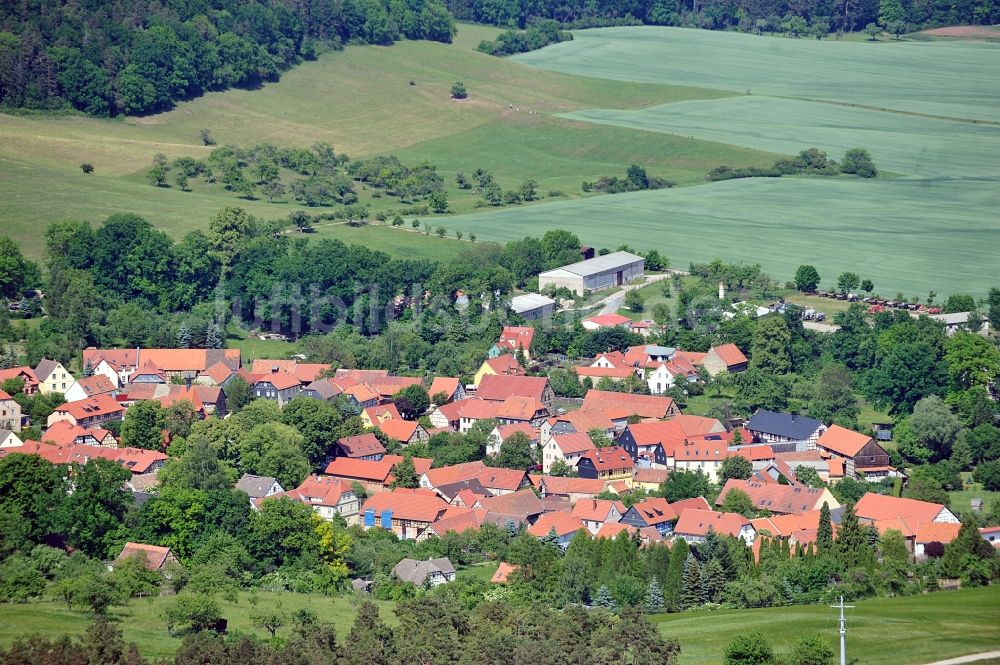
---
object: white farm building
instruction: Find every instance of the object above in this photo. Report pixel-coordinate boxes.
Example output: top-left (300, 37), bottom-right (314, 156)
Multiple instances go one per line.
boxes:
top-left (538, 251), bottom-right (645, 295)
top-left (510, 293), bottom-right (556, 320)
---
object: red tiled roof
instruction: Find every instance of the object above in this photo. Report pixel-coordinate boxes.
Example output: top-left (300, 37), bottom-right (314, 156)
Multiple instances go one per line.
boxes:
top-left (53, 394), bottom-right (123, 421)
top-left (583, 314), bottom-right (631, 327)
top-left (476, 468), bottom-right (527, 492)
top-left (0, 367), bottom-right (38, 386)
top-left (249, 360), bottom-right (330, 382)
top-left (377, 418), bottom-right (421, 442)
top-left (854, 493), bottom-right (948, 525)
top-left (429, 508), bottom-right (488, 536)
top-left (571, 498), bottom-right (624, 522)
top-left (527, 510), bottom-right (587, 538)
top-left (581, 390), bottom-right (676, 419)
top-left (499, 326), bottom-right (534, 351)
top-left (72, 375), bottom-right (116, 397)
top-left (710, 343), bottom-right (748, 367)
top-left (674, 509), bottom-right (751, 538)
top-left (365, 403), bottom-right (402, 423)
top-left (0, 389), bottom-right (12, 400)
top-left (717, 480), bottom-right (834, 515)
top-left (817, 425), bottom-right (873, 458)
top-left (363, 489), bottom-right (448, 523)
top-left (491, 562), bottom-right (519, 583)
top-left (428, 377), bottom-right (460, 400)
top-left (675, 440), bottom-right (730, 462)
top-left (495, 423), bottom-right (538, 441)
top-left (115, 543), bottom-right (174, 570)
top-left (628, 497), bottom-right (678, 526)
top-left (671, 414), bottom-right (725, 436)
top-left (528, 474), bottom-right (605, 497)
top-left (477, 488), bottom-right (545, 519)
top-left (579, 446), bottom-right (633, 472)
top-left (200, 362), bottom-right (235, 385)
top-left (483, 354), bottom-right (526, 376)
top-left (477, 375), bottom-right (549, 403)
top-left (574, 366), bottom-right (635, 379)
top-left (670, 496), bottom-right (712, 516)
top-left (325, 456), bottom-right (400, 482)
top-left (632, 467), bottom-right (669, 485)
top-left (625, 421), bottom-right (689, 457)
top-left (551, 433), bottom-right (597, 456)
top-left (83, 348), bottom-right (240, 373)
top-left (336, 433), bottom-right (386, 458)
top-left (734, 445), bottom-right (776, 462)
top-left (286, 475), bottom-right (353, 507)
top-left (423, 461), bottom-right (487, 488)
top-left (255, 373), bottom-right (301, 390)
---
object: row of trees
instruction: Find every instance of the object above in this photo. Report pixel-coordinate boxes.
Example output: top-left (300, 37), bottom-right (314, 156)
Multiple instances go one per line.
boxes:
top-left (0, 0), bottom-right (456, 116)
top-left (444, 0), bottom-right (998, 37)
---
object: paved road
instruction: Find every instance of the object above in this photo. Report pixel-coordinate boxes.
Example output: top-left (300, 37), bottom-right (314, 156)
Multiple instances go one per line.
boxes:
top-left (920, 651), bottom-right (1000, 665)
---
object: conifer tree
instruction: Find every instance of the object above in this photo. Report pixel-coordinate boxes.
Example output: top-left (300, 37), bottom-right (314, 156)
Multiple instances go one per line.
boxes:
top-left (817, 501), bottom-right (834, 552)
top-left (680, 554), bottom-right (705, 609)
top-left (702, 558), bottom-right (727, 603)
top-left (835, 502), bottom-right (872, 570)
top-left (83, 360), bottom-right (94, 377)
top-left (177, 323), bottom-right (191, 349)
top-left (542, 527), bottom-right (561, 552)
top-left (593, 584), bottom-right (616, 609)
top-left (645, 576), bottom-right (664, 613)
top-left (663, 538), bottom-right (688, 611)
top-left (205, 323), bottom-right (223, 349)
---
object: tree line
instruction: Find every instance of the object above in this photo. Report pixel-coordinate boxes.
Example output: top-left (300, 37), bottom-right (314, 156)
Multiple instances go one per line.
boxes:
top-left (445, 0), bottom-right (997, 37)
top-left (0, 0), bottom-right (456, 116)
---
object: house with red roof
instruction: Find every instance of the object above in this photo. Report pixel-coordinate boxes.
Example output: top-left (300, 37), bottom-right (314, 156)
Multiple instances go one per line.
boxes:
top-left (424, 508), bottom-right (490, 538)
top-left (854, 493), bottom-right (958, 526)
top-left (571, 498), bottom-right (625, 534)
top-left (631, 467), bottom-right (670, 491)
top-left (250, 359), bottom-right (331, 383)
top-left (915, 522), bottom-right (961, 559)
top-left (673, 439), bottom-right (733, 483)
top-left (362, 488), bottom-right (449, 540)
top-left (674, 509), bottom-right (755, 544)
top-left (324, 455), bottom-right (432, 494)
top-left (476, 374), bottom-right (554, 406)
top-left (361, 403), bottom-right (402, 429)
top-left (43, 421), bottom-right (117, 448)
top-left (333, 433), bottom-right (386, 461)
top-left (376, 418), bottom-right (428, 446)
top-left (475, 488), bottom-right (546, 527)
top-left (486, 422), bottom-right (539, 457)
top-left (490, 562), bottom-right (519, 584)
top-left (527, 511), bottom-right (587, 548)
top-left (64, 374), bottom-right (117, 403)
top-left (473, 354), bottom-right (525, 386)
top-left (542, 432), bottom-right (596, 473)
top-left (717, 480), bottom-right (840, 515)
top-left (620, 497), bottom-right (679, 536)
top-left (420, 460), bottom-right (487, 490)
top-left (83, 348), bottom-right (241, 386)
top-left (490, 326), bottom-right (536, 360)
top-left (581, 389), bottom-right (680, 420)
top-left (476, 467), bottom-right (529, 495)
top-left (47, 394), bottom-right (124, 428)
top-left (617, 420), bottom-right (692, 468)
top-left (576, 446), bottom-right (634, 481)
top-left (528, 474), bottom-right (606, 502)
top-left (0, 367), bottom-right (39, 394)
top-left (494, 396), bottom-right (550, 427)
top-left (282, 475), bottom-right (360, 523)
top-left (703, 344), bottom-right (749, 376)
top-left (816, 424), bottom-right (896, 480)
top-left (581, 313), bottom-right (632, 331)
top-left (428, 377), bottom-right (464, 404)
top-left (113, 543), bottom-right (180, 572)
top-left (252, 373), bottom-right (302, 406)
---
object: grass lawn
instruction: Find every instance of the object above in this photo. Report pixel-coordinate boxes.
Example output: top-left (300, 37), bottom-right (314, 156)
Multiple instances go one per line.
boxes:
top-left (444, 176), bottom-right (1000, 299)
top-left (226, 326), bottom-right (300, 364)
top-left (949, 477), bottom-right (1000, 517)
top-left (0, 591), bottom-right (396, 662)
top-left (784, 294), bottom-right (855, 317)
top-left (654, 586), bottom-right (1000, 665)
top-left (456, 561), bottom-right (500, 583)
top-left (308, 223), bottom-right (473, 261)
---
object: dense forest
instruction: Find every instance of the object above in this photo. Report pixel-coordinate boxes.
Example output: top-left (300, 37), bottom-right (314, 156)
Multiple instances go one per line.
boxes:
top-left (0, 0), bottom-right (455, 115)
top-left (448, 0), bottom-right (998, 37)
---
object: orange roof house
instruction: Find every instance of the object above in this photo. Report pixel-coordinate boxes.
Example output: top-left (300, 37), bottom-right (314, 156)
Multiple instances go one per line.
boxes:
top-left (477, 374), bottom-right (553, 405)
top-left (527, 510), bottom-right (587, 545)
top-left (854, 493), bottom-right (957, 525)
top-left (362, 489), bottom-right (449, 540)
top-left (47, 394), bottom-right (124, 428)
top-left (703, 343), bottom-right (748, 376)
top-left (580, 389), bottom-right (679, 419)
top-left (674, 509), bottom-right (754, 543)
top-left (717, 480), bottom-right (840, 515)
top-left (113, 543), bottom-right (179, 571)
top-left (334, 433), bottom-right (386, 460)
top-left (490, 562), bottom-right (520, 583)
top-left (575, 446), bottom-right (634, 481)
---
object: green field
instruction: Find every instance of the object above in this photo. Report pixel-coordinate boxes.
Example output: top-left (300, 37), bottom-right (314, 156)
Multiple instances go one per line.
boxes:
top-left (514, 27), bottom-right (1000, 122)
top-left (0, 24), bottom-right (779, 259)
top-left (561, 95), bottom-right (1000, 179)
top-left (0, 591), bottom-right (396, 662)
top-left (1, 586), bottom-right (996, 663)
top-left (657, 586), bottom-right (1000, 665)
top-left (443, 176), bottom-right (1000, 297)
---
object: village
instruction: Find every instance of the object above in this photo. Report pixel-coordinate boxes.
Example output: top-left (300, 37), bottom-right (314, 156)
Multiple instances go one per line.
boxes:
top-left (1, 247), bottom-right (995, 595)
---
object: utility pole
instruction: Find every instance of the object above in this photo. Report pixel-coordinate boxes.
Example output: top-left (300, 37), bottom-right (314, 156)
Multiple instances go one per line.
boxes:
top-left (831, 595), bottom-right (855, 665)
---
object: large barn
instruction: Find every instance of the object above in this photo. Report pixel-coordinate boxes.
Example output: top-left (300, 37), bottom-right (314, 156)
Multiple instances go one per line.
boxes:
top-left (538, 251), bottom-right (645, 295)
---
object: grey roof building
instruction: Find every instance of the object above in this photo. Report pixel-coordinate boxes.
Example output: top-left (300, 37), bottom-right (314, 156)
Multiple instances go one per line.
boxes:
top-left (538, 251), bottom-right (645, 295)
top-left (392, 557), bottom-right (456, 586)
top-left (510, 293), bottom-right (556, 321)
top-left (746, 410), bottom-right (827, 444)
top-left (235, 474), bottom-right (284, 501)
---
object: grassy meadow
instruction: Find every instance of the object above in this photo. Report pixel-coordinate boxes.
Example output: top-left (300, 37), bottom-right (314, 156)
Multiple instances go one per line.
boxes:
top-left (656, 585), bottom-right (1000, 665)
top-left (0, 586), bottom-right (996, 663)
top-left (0, 591), bottom-right (396, 662)
top-left (443, 176), bottom-right (1000, 297)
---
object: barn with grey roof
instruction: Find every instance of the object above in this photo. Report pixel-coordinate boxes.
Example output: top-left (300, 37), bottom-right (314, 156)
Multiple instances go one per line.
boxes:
top-left (538, 251), bottom-right (645, 295)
